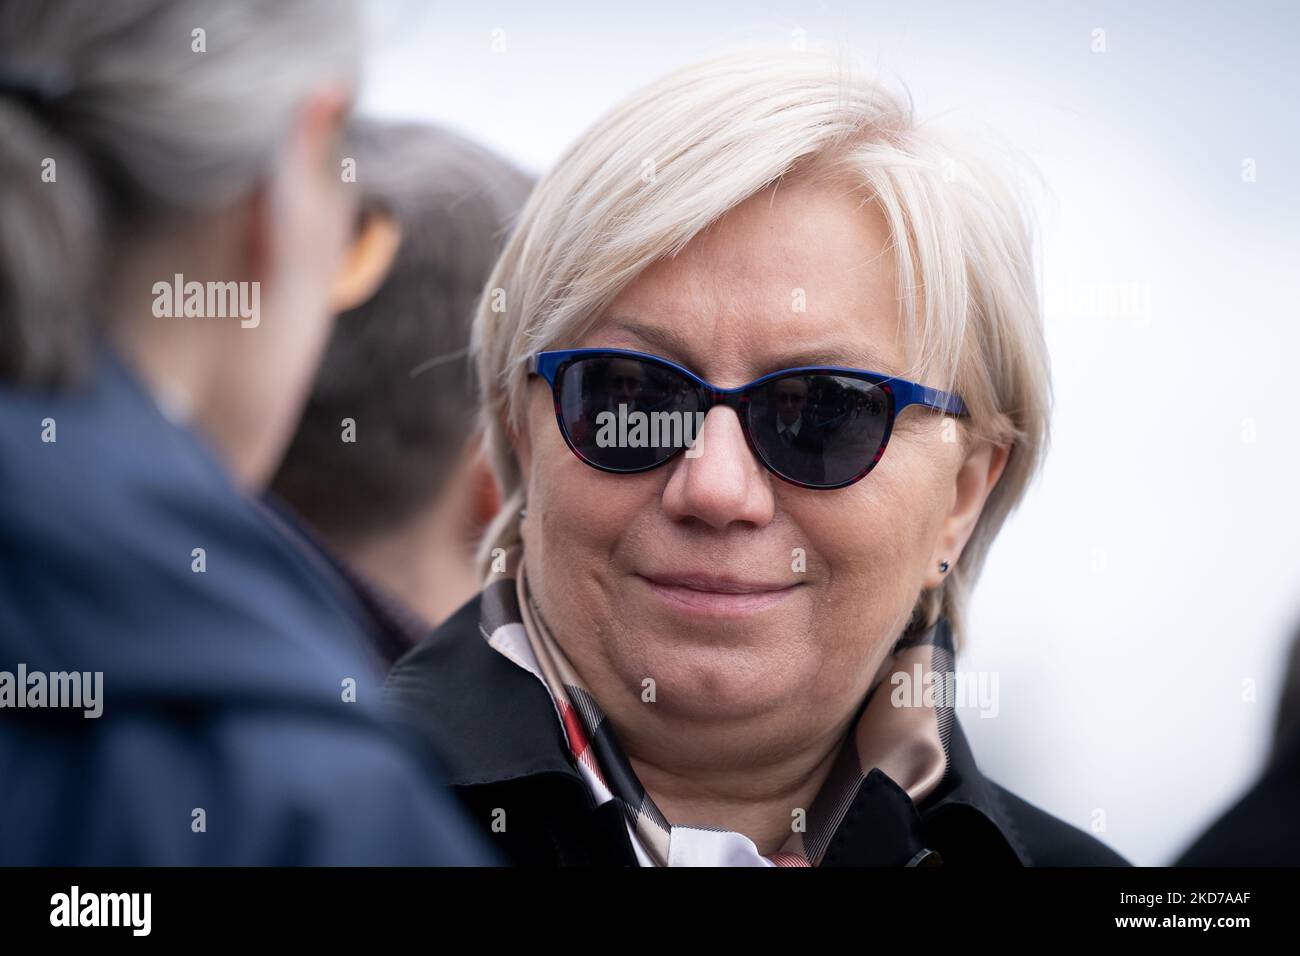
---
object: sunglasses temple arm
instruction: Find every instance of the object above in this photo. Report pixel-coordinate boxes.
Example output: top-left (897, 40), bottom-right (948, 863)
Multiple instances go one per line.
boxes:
top-left (897, 381), bottom-right (968, 416)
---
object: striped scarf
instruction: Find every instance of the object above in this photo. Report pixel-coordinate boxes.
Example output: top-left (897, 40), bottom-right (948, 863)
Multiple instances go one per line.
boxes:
top-left (479, 542), bottom-right (955, 866)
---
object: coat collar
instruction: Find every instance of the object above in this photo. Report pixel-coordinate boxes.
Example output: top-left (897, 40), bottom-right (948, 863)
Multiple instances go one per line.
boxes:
top-left (385, 589), bottom-right (1029, 865)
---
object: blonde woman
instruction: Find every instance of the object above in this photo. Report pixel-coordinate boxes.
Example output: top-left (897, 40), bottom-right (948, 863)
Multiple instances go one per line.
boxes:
top-left (388, 49), bottom-right (1128, 867)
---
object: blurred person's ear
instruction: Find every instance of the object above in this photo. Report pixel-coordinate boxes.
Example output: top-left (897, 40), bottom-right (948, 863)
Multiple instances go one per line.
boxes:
top-left (331, 206), bottom-right (402, 312)
top-left (196, 85), bottom-right (356, 490)
top-left (244, 85), bottom-right (354, 284)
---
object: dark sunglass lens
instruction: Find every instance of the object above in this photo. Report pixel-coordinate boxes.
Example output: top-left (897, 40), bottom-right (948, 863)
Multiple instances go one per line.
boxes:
top-left (748, 373), bottom-right (891, 486)
top-left (557, 356), bottom-right (704, 471)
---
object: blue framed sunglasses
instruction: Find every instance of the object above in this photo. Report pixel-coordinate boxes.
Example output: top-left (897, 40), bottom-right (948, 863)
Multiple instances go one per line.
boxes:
top-left (528, 348), bottom-right (967, 490)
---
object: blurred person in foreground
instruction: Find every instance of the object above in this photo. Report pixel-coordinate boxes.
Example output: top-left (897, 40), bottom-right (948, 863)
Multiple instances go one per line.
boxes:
top-left (271, 121), bottom-right (533, 664)
top-left (386, 49), bottom-right (1130, 867)
top-left (0, 0), bottom-right (491, 865)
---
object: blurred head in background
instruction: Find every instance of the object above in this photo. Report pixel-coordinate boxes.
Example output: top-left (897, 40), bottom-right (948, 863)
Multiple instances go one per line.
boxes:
top-left (272, 120), bottom-right (533, 630)
top-left (0, 0), bottom-right (360, 487)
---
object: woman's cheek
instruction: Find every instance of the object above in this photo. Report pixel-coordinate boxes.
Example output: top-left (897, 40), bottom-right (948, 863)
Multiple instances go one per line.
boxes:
top-left (810, 478), bottom-right (930, 624)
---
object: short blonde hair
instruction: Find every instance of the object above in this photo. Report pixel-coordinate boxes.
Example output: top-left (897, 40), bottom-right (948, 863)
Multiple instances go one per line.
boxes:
top-left (472, 48), bottom-right (1052, 650)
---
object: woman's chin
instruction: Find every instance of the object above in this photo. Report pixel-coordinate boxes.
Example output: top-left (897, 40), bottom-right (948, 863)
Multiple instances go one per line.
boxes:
top-left (610, 639), bottom-right (805, 721)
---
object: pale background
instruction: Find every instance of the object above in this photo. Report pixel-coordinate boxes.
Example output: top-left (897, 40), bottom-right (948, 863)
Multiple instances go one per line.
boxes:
top-left (358, 0), bottom-right (1300, 865)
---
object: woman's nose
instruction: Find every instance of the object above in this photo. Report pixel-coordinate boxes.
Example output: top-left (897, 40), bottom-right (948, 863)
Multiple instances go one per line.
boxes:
top-left (660, 404), bottom-right (775, 529)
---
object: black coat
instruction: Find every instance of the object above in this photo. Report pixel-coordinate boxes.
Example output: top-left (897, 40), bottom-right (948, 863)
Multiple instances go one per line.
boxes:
top-left (386, 592), bottom-right (1131, 867)
top-left (1174, 727), bottom-right (1300, 865)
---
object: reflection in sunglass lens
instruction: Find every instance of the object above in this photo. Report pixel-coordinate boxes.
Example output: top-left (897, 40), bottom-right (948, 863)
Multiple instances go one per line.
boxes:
top-left (747, 373), bottom-right (891, 487)
top-left (557, 356), bottom-right (704, 471)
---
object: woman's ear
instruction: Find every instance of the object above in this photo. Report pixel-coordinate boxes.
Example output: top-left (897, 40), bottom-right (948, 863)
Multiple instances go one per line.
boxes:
top-left (451, 430), bottom-right (502, 538)
top-left (925, 438), bottom-right (1011, 588)
top-left (507, 406), bottom-right (532, 483)
top-left (471, 458), bottom-right (502, 530)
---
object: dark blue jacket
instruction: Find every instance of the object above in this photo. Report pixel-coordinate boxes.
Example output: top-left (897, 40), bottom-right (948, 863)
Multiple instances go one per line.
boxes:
top-left (0, 348), bottom-right (496, 865)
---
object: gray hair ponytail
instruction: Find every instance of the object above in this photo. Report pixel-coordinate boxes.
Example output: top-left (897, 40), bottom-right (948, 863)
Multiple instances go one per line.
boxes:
top-left (0, 0), bottom-right (360, 386)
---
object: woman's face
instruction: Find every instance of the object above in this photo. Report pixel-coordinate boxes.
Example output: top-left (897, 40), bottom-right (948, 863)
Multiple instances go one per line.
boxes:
top-left (515, 176), bottom-right (1003, 757)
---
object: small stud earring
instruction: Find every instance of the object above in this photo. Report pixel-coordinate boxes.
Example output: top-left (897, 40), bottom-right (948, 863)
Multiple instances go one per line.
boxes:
top-left (520, 506), bottom-right (528, 520)
top-left (939, 560), bottom-right (950, 573)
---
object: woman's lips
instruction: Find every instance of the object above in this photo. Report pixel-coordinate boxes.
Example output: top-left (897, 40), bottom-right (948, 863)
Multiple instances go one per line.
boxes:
top-left (635, 572), bottom-right (800, 618)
